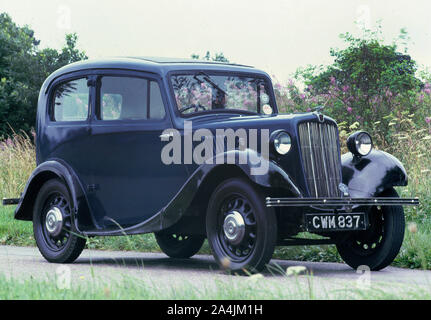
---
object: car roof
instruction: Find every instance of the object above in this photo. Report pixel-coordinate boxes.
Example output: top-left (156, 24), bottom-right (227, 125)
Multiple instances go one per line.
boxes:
top-left (45, 57), bottom-right (269, 85)
top-left (125, 56), bottom-right (253, 67)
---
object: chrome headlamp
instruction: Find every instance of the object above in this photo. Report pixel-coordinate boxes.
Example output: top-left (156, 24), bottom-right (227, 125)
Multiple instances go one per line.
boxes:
top-left (270, 130), bottom-right (292, 155)
top-left (347, 131), bottom-right (373, 157)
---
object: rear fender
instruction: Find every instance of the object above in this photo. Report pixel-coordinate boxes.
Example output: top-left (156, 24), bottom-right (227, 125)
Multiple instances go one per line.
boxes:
top-left (14, 160), bottom-right (90, 230)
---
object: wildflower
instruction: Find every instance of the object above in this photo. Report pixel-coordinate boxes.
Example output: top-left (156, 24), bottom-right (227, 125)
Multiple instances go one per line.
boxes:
top-left (274, 83), bottom-right (282, 90)
top-left (330, 76), bottom-right (336, 85)
top-left (307, 84), bottom-right (313, 91)
top-left (347, 107), bottom-right (353, 113)
top-left (342, 85), bottom-right (349, 93)
top-left (425, 83), bottom-right (431, 89)
top-left (6, 138), bottom-right (12, 146)
top-left (306, 108), bottom-right (311, 112)
top-left (286, 266), bottom-right (307, 276)
top-left (356, 115), bottom-right (362, 121)
top-left (385, 90), bottom-right (393, 98)
top-left (247, 273), bottom-right (264, 282)
top-left (300, 94), bottom-right (306, 100)
top-left (425, 88), bottom-right (431, 95)
top-left (426, 117), bottom-right (431, 124)
top-left (408, 222), bottom-right (417, 234)
top-left (288, 79), bottom-right (294, 86)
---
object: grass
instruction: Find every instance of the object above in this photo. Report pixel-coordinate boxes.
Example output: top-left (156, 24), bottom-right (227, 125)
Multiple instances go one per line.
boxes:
top-left (0, 126), bottom-right (430, 270)
top-left (0, 269), bottom-right (430, 300)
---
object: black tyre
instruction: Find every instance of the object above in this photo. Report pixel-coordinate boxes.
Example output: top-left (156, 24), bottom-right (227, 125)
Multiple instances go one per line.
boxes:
top-left (206, 178), bottom-right (277, 273)
top-left (155, 232), bottom-right (205, 258)
top-left (336, 188), bottom-right (405, 271)
top-left (33, 179), bottom-right (86, 263)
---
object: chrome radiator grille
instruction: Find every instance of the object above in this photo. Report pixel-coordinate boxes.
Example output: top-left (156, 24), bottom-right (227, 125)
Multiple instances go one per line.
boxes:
top-left (298, 121), bottom-right (342, 198)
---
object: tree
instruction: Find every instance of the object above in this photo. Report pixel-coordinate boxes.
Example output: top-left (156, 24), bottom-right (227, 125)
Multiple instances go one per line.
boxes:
top-left (0, 12), bottom-right (87, 137)
top-left (292, 28), bottom-right (424, 144)
top-left (299, 29), bottom-right (421, 96)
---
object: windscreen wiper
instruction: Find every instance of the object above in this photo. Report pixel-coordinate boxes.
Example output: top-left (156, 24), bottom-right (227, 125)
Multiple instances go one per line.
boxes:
top-left (194, 72), bottom-right (227, 96)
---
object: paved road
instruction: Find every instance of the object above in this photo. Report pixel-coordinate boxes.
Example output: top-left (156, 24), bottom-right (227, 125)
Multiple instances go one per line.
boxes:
top-left (0, 245), bottom-right (430, 298)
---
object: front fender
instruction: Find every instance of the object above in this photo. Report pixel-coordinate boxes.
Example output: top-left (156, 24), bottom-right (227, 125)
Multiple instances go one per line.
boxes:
top-left (14, 160), bottom-right (87, 224)
top-left (160, 149), bottom-right (302, 229)
top-left (341, 150), bottom-right (408, 198)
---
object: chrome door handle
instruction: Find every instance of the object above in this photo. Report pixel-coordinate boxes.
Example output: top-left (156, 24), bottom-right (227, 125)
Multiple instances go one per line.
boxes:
top-left (159, 132), bottom-right (174, 140)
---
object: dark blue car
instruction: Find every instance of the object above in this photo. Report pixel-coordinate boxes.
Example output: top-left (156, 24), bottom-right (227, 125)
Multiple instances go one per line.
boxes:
top-left (3, 57), bottom-right (419, 273)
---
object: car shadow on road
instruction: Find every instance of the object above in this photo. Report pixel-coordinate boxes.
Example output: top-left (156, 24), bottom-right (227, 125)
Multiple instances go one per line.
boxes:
top-left (73, 254), bottom-right (357, 278)
top-left (75, 255), bottom-right (220, 272)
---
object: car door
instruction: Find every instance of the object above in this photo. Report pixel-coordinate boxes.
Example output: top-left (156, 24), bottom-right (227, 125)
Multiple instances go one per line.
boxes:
top-left (43, 75), bottom-right (93, 200)
top-left (87, 70), bottom-right (189, 228)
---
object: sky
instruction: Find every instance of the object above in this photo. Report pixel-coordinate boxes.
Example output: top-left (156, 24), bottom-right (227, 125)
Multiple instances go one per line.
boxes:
top-left (1, 0), bottom-right (431, 82)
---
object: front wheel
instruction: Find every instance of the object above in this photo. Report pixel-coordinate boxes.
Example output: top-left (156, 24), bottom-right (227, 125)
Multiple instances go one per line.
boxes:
top-left (206, 178), bottom-right (277, 273)
top-left (336, 188), bottom-right (405, 271)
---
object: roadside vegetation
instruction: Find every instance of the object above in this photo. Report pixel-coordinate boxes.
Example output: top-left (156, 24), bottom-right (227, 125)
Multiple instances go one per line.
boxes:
top-left (0, 270), bottom-right (430, 300)
top-left (0, 15), bottom-right (429, 270)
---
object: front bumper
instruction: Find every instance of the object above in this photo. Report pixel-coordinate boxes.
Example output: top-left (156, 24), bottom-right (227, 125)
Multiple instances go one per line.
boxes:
top-left (266, 197), bottom-right (419, 208)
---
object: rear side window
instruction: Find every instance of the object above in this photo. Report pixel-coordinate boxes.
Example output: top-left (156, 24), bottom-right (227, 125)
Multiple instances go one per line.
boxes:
top-left (99, 76), bottom-right (166, 121)
top-left (53, 78), bottom-right (89, 122)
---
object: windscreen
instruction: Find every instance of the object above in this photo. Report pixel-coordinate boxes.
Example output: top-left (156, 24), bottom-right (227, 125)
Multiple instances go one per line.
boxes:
top-left (170, 73), bottom-right (274, 115)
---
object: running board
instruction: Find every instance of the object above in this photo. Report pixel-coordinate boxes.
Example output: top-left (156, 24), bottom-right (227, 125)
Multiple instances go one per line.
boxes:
top-left (277, 238), bottom-right (335, 246)
top-left (81, 211), bottom-right (163, 236)
top-left (266, 197), bottom-right (420, 207)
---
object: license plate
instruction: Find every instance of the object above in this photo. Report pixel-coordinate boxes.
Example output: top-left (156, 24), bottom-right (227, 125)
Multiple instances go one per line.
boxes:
top-left (305, 213), bottom-right (367, 232)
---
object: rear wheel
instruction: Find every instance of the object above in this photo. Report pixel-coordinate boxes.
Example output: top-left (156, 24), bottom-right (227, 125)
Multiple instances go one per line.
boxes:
top-left (33, 179), bottom-right (86, 263)
top-left (155, 232), bottom-right (205, 259)
top-left (206, 178), bottom-right (277, 273)
top-left (336, 188), bottom-right (405, 271)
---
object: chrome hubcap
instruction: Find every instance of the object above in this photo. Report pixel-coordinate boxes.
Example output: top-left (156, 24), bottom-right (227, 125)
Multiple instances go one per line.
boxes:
top-left (45, 207), bottom-right (63, 237)
top-left (223, 211), bottom-right (245, 245)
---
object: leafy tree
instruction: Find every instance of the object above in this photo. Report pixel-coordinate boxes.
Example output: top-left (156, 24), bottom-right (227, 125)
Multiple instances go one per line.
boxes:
top-left (0, 13), bottom-right (87, 137)
top-left (292, 28), bottom-right (425, 144)
top-left (298, 28), bottom-right (421, 96)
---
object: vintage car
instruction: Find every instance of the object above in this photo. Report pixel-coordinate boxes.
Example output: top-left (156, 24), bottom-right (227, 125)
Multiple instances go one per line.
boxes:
top-left (2, 57), bottom-right (419, 273)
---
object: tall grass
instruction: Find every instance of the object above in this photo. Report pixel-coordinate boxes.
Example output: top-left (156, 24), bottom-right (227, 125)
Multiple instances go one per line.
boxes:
top-left (0, 131), bottom-right (35, 199)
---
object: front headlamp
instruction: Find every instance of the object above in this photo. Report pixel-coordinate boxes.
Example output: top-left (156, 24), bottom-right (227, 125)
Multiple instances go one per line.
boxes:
top-left (347, 131), bottom-right (373, 157)
top-left (270, 130), bottom-right (292, 155)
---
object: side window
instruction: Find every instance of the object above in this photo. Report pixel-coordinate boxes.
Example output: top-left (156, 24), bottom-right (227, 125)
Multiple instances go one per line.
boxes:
top-left (149, 81), bottom-right (166, 119)
top-left (99, 76), bottom-right (166, 121)
top-left (53, 78), bottom-right (89, 121)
